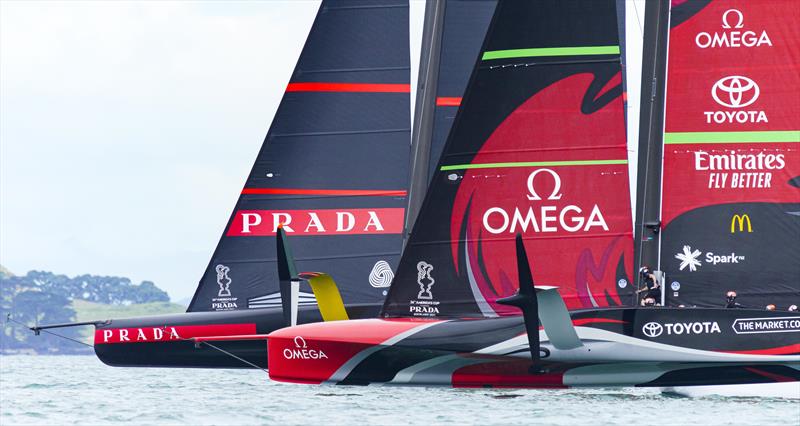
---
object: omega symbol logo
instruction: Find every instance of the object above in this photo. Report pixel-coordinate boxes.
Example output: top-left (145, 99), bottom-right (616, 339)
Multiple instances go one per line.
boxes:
top-left (526, 168), bottom-right (563, 201)
top-left (721, 9), bottom-right (744, 29)
top-left (642, 322), bottom-right (664, 338)
top-left (293, 336), bottom-right (307, 348)
top-left (712, 76), bottom-right (759, 109)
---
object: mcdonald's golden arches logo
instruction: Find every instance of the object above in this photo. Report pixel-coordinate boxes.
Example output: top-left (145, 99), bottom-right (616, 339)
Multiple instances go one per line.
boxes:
top-left (730, 214), bottom-right (752, 233)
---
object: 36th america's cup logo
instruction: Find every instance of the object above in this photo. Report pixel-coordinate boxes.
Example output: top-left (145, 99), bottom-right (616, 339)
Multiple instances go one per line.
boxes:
top-left (211, 264), bottom-right (238, 311)
top-left (409, 260), bottom-right (439, 316)
top-left (216, 264), bottom-right (232, 297)
top-left (416, 261), bottom-right (435, 300)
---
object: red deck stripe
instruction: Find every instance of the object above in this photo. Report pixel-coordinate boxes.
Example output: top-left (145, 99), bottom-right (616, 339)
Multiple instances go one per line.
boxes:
top-left (242, 188), bottom-right (407, 197)
top-left (192, 334), bottom-right (270, 343)
top-left (719, 343), bottom-right (800, 356)
top-left (571, 318), bottom-right (627, 326)
top-left (286, 82), bottom-right (410, 93)
top-left (436, 97), bottom-right (462, 106)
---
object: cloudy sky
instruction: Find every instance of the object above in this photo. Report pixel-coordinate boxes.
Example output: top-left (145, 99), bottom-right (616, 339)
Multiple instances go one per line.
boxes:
top-left (1, 1), bottom-right (644, 303)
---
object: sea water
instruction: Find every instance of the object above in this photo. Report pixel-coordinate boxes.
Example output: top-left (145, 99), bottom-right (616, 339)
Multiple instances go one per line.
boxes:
top-left (1, 355), bottom-right (798, 425)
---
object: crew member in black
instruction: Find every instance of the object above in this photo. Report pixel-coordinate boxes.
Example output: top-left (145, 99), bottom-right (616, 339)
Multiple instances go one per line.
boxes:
top-left (725, 291), bottom-right (744, 308)
top-left (637, 266), bottom-right (661, 306)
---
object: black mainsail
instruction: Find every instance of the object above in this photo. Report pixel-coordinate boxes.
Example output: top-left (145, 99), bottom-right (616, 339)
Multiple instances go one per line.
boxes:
top-left (384, 0), bottom-right (634, 318)
top-left (188, 0), bottom-right (412, 313)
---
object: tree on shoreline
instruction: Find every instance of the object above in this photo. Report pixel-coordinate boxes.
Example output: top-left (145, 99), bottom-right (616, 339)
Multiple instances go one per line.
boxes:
top-left (1, 268), bottom-right (170, 354)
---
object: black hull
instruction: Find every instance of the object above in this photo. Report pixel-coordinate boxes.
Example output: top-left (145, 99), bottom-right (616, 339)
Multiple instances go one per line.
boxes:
top-left (268, 307), bottom-right (800, 387)
top-left (94, 304), bottom-right (381, 369)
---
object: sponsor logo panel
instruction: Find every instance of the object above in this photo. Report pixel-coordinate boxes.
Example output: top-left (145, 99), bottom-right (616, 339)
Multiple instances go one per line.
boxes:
top-left (212, 264), bottom-right (238, 311)
top-left (695, 8), bottom-right (772, 50)
top-left (704, 75), bottom-right (767, 125)
top-left (642, 321), bottom-right (721, 338)
top-left (368, 260), bottom-right (394, 289)
top-left (695, 148), bottom-right (783, 189)
top-left (409, 261), bottom-right (440, 317)
top-left (95, 323), bottom-right (256, 344)
top-left (227, 208), bottom-right (405, 236)
top-left (730, 214), bottom-right (752, 233)
top-left (732, 317), bottom-right (800, 334)
top-left (282, 336), bottom-right (328, 360)
top-left (675, 245), bottom-right (746, 272)
top-left (481, 169), bottom-right (610, 235)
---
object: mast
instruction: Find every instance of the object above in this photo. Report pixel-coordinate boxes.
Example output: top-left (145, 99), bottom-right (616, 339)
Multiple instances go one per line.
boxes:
top-left (633, 0), bottom-right (669, 297)
top-left (405, 0), bottom-right (446, 244)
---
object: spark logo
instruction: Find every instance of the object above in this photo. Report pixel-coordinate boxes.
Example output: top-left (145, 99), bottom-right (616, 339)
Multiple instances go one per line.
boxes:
top-left (675, 245), bottom-right (746, 272)
top-left (675, 245), bottom-right (702, 272)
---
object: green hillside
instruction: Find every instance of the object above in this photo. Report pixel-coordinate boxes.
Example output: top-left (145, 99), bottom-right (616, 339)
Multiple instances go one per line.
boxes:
top-left (0, 264), bottom-right (13, 278)
top-left (73, 299), bottom-right (186, 322)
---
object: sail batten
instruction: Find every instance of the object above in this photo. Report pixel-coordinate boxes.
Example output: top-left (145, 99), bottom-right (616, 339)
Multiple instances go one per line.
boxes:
top-left (482, 46), bottom-right (621, 60)
top-left (664, 131), bottom-right (800, 144)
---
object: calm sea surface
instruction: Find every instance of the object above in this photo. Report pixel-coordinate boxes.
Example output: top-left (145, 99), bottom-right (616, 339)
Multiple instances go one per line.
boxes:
top-left (1, 355), bottom-right (798, 425)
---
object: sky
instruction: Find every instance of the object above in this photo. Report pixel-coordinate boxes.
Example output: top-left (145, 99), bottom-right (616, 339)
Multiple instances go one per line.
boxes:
top-left (0, 0), bottom-right (645, 303)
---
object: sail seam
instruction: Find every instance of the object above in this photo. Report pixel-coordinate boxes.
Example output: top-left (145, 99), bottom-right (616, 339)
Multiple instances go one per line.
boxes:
top-left (482, 46), bottom-right (620, 60)
top-left (270, 128), bottom-right (410, 137)
top-left (286, 82), bottom-right (410, 93)
top-left (440, 159), bottom-right (628, 171)
top-left (407, 232), bottom-right (633, 246)
top-left (211, 251), bottom-right (403, 264)
top-left (664, 131), bottom-right (800, 144)
top-left (297, 66), bottom-right (411, 74)
top-left (241, 188), bottom-right (406, 196)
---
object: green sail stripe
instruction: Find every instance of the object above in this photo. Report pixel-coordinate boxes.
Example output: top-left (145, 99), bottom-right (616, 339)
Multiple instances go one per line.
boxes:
top-left (440, 159), bottom-right (627, 171)
top-left (482, 46), bottom-right (620, 61)
top-left (664, 131), bottom-right (800, 144)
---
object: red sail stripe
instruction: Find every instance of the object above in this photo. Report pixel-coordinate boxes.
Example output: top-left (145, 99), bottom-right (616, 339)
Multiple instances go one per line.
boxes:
top-left (242, 188), bottom-right (407, 197)
top-left (720, 344), bottom-right (800, 356)
top-left (286, 82), bottom-right (410, 93)
top-left (436, 97), bottom-right (462, 106)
